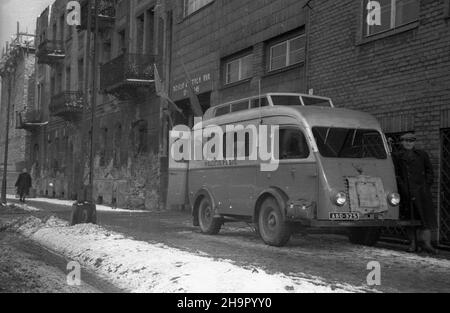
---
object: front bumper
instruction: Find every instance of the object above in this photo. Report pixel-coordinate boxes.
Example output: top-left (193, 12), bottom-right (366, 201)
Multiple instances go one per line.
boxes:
top-left (293, 219), bottom-right (422, 228)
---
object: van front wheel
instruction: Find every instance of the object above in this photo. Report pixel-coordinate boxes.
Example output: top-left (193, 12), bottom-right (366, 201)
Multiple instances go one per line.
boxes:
top-left (258, 197), bottom-right (291, 246)
top-left (348, 227), bottom-right (381, 246)
top-left (198, 197), bottom-right (222, 235)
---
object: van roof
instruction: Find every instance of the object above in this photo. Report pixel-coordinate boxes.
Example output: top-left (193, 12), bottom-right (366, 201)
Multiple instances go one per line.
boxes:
top-left (199, 105), bottom-right (382, 130)
top-left (203, 93), bottom-right (334, 120)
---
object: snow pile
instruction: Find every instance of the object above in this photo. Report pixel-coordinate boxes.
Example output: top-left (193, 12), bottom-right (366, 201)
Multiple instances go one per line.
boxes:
top-left (7, 215), bottom-right (371, 293)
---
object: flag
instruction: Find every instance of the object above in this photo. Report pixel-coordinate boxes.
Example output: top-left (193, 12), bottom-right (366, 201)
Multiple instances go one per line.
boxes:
top-left (154, 64), bottom-right (182, 114)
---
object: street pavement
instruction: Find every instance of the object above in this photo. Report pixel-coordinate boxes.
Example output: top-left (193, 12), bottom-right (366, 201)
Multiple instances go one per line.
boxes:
top-left (3, 198), bottom-right (450, 293)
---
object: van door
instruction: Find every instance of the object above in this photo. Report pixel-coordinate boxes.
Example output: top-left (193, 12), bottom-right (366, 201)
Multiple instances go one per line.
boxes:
top-left (225, 121), bottom-right (258, 216)
top-left (257, 123), bottom-right (318, 220)
top-left (166, 156), bottom-right (189, 210)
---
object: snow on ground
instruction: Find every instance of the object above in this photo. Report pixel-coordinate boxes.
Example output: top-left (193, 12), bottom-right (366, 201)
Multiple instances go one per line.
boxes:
top-left (0, 233), bottom-right (98, 293)
top-left (4, 215), bottom-right (375, 293)
top-left (7, 202), bottom-right (41, 212)
top-left (6, 195), bottom-right (147, 213)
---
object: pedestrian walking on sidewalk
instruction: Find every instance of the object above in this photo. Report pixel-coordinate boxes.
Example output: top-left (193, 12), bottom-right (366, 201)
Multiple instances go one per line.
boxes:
top-left (15, 168), bottom-right (32, 203)
top-left (392, 133), bottom-right (438, 255)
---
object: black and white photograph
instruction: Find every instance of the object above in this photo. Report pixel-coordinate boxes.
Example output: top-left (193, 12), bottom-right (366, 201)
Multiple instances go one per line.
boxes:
top-left (0, 0), bottom-right (450, 299)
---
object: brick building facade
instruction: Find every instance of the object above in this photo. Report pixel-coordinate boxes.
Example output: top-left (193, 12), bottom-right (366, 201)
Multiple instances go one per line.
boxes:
top-left (305, 0), bottom-right (450, 245)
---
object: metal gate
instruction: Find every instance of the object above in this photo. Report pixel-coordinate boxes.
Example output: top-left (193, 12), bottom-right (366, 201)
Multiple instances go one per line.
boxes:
top-left (439, 129), bottom-right (450, 246)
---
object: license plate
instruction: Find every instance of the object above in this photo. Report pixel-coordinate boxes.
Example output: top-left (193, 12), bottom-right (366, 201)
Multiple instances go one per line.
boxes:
top-left (329, 212), bottom-right (360, 221)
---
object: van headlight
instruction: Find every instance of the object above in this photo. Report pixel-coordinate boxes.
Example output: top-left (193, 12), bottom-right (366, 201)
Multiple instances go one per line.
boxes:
top-left (333, 192), bottom-right (347, 206)
top-left (387, 193), bottom-right (401, 206)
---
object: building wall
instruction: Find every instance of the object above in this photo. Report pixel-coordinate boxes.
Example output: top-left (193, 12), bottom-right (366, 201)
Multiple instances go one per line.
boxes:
top-left (169, 0), bottom-right (308, 108)
top-left (32, 0), bottom-right (164, 210)
top-left (0, 48), bottom-right (36, 195)
top-left (306, 0), bottom-right (450, 239)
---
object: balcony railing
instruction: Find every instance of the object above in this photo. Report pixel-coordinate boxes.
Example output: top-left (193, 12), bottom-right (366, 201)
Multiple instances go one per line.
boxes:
top-left (50, 91), bottom-right (84, 121)
top-left (100, 53), bottom-right (155, 99)
top-left (16, 109), bottom-right (44, 131)
top-left (36, 40), bottom-right (65, 65)
top-left (79, 0), bottom-right (116, 32)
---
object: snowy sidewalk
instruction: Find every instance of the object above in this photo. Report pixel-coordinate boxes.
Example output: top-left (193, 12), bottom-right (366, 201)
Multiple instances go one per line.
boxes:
top-left (2, 214), bottom-right (373, 293)
top-left (6, 195), bottom-right (148, 213)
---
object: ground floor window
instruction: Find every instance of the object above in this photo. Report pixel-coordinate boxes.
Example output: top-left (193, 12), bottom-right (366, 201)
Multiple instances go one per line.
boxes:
top-left (364, 0), bottom-right (420, 37)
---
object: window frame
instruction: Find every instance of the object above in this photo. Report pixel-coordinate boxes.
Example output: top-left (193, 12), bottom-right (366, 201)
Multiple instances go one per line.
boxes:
top-left (183, 0), bottom-right (214, 17)
top-left (225, 54), bottom-right (253, 85)
top-left (269, 35), bottom-right (305, 72)
top-left (278, 127), bottom-right (311, 160)
top-left (363, 0), bottom-right (420, 38)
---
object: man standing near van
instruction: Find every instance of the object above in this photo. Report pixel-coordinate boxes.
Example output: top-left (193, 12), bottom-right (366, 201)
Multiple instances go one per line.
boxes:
top-left (393, 133), bottom-right (438, 255)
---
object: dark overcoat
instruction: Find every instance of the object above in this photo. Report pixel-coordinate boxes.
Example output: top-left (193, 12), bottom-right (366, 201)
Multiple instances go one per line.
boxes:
top-left (392, 148), bottom-right (437, 230)
top-left (15, 173), bottom-right (32, 196)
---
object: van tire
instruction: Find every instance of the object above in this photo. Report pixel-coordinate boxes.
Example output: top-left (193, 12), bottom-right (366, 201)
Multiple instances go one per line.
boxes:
top-left (348, 227), bottom-right (381, 246)
top-left (258, 197), bottom-right (291, 246)
top-left (198, 197), bottom-right (222, 235)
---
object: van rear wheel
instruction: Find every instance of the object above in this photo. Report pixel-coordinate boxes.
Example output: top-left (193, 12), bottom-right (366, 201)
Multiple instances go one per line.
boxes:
top-left (198, 197), bottom-right (222, 235)
top-left (348, 227), bottom-right (381, 246)
top-left (258, 197), bottom-right (291, 246)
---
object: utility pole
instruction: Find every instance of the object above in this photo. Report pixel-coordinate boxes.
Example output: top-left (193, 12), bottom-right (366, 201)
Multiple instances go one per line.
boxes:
top-left (89, 0), bottom-right (99, 190)
top-left (71, 0), bottom-right (97, 224)
top-left (79, 0), bottom-right (94, 201)
top-left (1, 69), bottom-right (13, 205)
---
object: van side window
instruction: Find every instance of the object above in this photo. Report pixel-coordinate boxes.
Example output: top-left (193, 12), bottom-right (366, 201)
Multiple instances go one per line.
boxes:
top-left (222, 131), bottom-right (251, 159)
top-left (279, 129), bottom-right (310, 159)
top-left (231, 101), bottom-right (249, 112)
top-left (215, 106), bottom-right (230, 117)
top-left (250, 97), bottom-right (269, 108)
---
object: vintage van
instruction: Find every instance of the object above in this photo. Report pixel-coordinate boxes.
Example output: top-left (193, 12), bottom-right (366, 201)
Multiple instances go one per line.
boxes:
top-left (167, 93), bottom-right (414, 247)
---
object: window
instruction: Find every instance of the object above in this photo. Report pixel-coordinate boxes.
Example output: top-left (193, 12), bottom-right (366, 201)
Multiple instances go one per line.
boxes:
top-left (269, 35), bottom-right (305, 71)
top-left (65, 66), bottom-right (71, 90)
top-left (231, 101), bottom-right (250, 113)
top-left (100, 128), bottom-right (108, 167)
top-left (215, 106), bottom-right (230, 117)
top-left (145, 8), bottom-right (155, 54)
top-left (184, 0), bottom-right (213, 16)
top-left (312, 127), bottom-right (387, 159)
top-left (250, 97), bottom-right (269, 108)
top-left (78, 59), bottom-right (84, 90)
top-left (131, 120), bottom-right (148, 156)
top-left (113, 124), bottom-right (122, 167)
top-left (117, 30), bottom-right (126, 54)
top-left (302, 96), bottom-right (332, 107)
top-left (271, 95), bottom-right (302, 107)
top-left (225, 54), bottom-right (253, 84)
top-left (279, 129), bottom-right (310, 160)
top-left (136, 14), bottom-right (145, 54)
top-left (364, 0), bottom-right (419, 37)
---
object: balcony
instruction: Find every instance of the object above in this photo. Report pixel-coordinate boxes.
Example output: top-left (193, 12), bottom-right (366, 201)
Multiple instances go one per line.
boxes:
top-left (100, 53), bottom-right (155, 100)
top-left (79, 0), bottom-right (116, 32)
top-left (50, 91), bottom-right (84, 121)
top-left (16, 110), bottom-right (44, 131)
top-left (36, 40), bottom-right (65, 65)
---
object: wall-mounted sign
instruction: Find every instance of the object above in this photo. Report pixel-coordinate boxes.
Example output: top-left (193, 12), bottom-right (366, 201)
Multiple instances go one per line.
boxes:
top-left (172, 70), bottom-right (213, 101)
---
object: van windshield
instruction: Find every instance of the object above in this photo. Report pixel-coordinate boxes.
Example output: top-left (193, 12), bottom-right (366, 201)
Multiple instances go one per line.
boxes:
top-left (312, 127), bottom-right (387, 159)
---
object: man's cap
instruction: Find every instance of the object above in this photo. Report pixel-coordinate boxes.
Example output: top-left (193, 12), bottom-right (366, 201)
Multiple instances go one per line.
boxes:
top-left (400, 133), bottom-right (416, 141)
